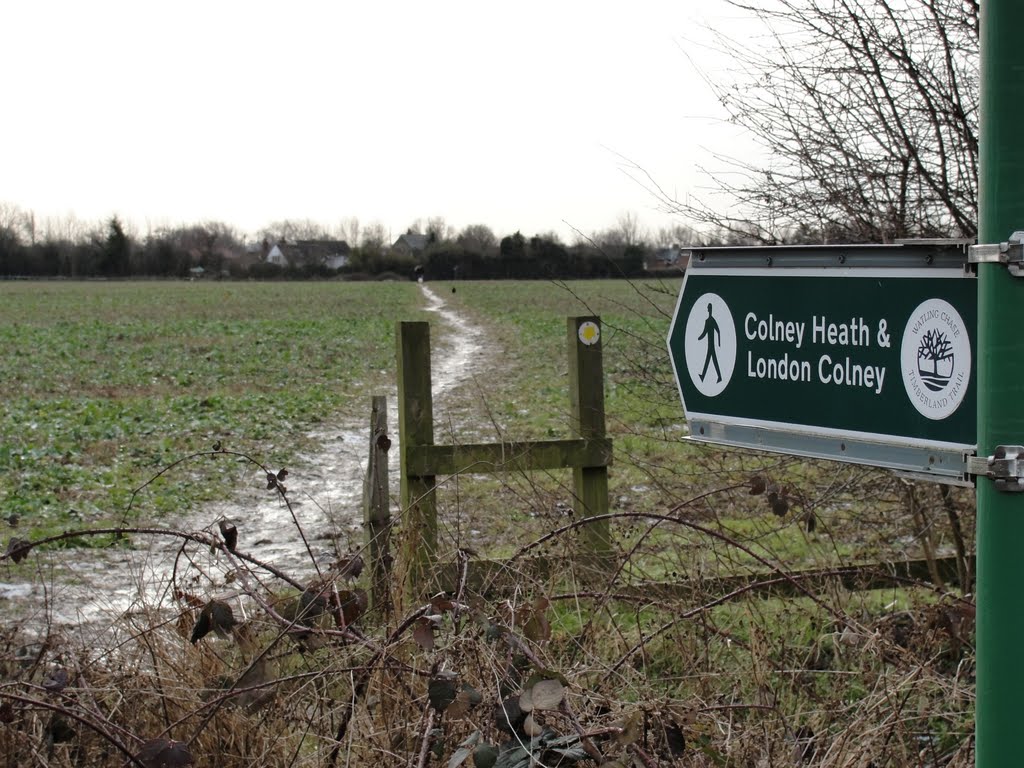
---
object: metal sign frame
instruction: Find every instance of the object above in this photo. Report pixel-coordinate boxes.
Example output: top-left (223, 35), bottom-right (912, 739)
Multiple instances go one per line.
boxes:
top-left (667, 241), bottom-right (977, 484)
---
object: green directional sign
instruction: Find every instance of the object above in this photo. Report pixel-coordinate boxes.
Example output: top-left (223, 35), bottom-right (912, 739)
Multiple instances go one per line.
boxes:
top-left (667, 244), bottom-right (978, 481)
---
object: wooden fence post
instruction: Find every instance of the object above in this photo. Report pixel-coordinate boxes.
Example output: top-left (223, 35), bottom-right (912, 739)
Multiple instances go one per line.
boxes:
top-left (363, 395), bottom-right (392, 613)
top-left (395, 316), bottom-right (613, 596)
top-left (397, 322), bottom-right (437, 599)
top-left (568, 316), bottom-right (612, 559)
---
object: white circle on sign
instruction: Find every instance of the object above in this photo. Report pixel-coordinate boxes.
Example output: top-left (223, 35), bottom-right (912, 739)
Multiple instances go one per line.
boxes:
top-left (900, 298), bottom-right (971, 420)
top-left (578, 321), bottom-right (600, 346)
top-left (684, 293), bottom-right (737, 397)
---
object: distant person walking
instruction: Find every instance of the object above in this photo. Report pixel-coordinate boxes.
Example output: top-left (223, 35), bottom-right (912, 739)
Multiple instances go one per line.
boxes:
top-left (697, 302), bottom-right (722, 384)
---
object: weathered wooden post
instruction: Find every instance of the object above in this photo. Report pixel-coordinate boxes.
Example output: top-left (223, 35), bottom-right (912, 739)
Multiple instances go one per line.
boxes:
top-left (395, 316), bottom-right (613, 596)
top-left (396, 322), bottom-right (437, 600)
top-left (568, 316), bottom-right (612, 559)
top-left (363, 395), bottom-right (392, 613)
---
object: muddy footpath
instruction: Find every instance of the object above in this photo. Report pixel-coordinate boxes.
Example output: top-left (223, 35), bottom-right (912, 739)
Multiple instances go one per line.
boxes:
top-left (1, 284), bottom-right (487, 628)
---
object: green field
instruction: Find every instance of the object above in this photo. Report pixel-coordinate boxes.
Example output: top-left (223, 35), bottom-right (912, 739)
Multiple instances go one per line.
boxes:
top-left (0, 281), bottom-right (428, 529)
top-left (0, 279), bottom-right (976, 766)
top-left (1, 278), bottom-right (971, 568)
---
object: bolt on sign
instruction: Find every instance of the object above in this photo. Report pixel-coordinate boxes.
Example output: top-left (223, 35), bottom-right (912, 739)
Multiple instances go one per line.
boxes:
top-left (666, 242), bottom-right (978, 483)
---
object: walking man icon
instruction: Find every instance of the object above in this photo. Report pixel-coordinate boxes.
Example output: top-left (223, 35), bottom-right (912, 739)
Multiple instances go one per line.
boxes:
top-left (678, 291), bottom-right (735, 397)
top-left (697, 302), bottom-right (722, 383)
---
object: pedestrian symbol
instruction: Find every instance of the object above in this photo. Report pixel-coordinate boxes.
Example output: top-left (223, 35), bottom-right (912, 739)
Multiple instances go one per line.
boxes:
top-left (698, 302), bottom-right (723, 383)
top-left (684, 293), bottom-right (736, 397)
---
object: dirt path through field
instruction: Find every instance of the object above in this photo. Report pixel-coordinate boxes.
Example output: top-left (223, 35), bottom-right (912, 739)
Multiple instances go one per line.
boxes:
top-left (3, 283), bottom-right (488, 626)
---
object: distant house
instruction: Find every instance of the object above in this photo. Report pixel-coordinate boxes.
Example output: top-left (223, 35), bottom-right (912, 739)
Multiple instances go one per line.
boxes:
top-left (266, 244), bottom-right (289, 266)
top-left (390, 232), bottom-right (430, 258)
top-left (644, 245), bottom-right (689, 272)
top-left (265, 240), bottom-right (351, 269)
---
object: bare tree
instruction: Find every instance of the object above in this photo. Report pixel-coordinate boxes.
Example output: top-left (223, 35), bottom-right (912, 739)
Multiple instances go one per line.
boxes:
top-left (918, 328), bottom-right (954, 388)
top-left (425, 216), bottom-right (453, 243)
top-left (456, 223), bottom-right (498, 255)
top-left (259, 219), bottom-right (332, 244)
top-left (652, 0), bottom-right (979, 243)
top-left (339, 216), bottom-right (360, 247)
top-left (590, 211), bottom-right (650, 251)
top-left (0, 202), bottom-right (27, 241)
top-left (654, 223), bottom-right (700, 248)
top-left (616, 211), bottom-right (642, 247)
top-left (41, 213), bottom-right (89, 244)
top-left (361, 221), bottom-right (388, 251)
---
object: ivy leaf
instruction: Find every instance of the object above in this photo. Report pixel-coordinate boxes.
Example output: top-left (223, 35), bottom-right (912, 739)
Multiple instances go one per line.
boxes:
top-left (522, 713), bottom-right (543, 737)
top-left (190, 600), bottom-right (236, 643)
top-left (529, 679), bottom-right (564, 710)
top-left (46, 713), bottom-right (75, 744)
top-left (771, 495), bottom-right (790, 516)
top-left (492, 744), bottom-right (529, 768)
top-left (805, 511), bottom-right (818, 533)
top-left (472, 743), bottom-right (499, 768)
top-left (428, 676), bottom-right (458, 712)
top-left (665, 722), bottom-right (686, 756)
top-left (297, 586), bottom-right (329, 623)
top-left (447, 731), bottom-right (480, 768)
top-left (136, 738), bottom-right (194, 768)
top-left (494, 696), bottom-right (526, 734)
top-left (41, 668), bottom-right (70, 693)
top-left (413, 618), bottom-right (436, 652)
top-left (333, 553), bottom-right (365, 580)
top-left (447, 683), bottom-right (483, 719)
top-left (338, 588), bottom-right (368, 626)
top-left (218, 519), bottom-right (238, 552)
top-left (5, 537), bottom-right (31, 564)
top-left (430, 596), bottom-right (456, 613)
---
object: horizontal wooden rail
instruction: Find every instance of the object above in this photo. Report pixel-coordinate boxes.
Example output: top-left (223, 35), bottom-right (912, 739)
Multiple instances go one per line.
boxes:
top-left (404, 438), bottom-right (613, 477)
top-left (430, 554), bottom-right (974, 601)
top-left (397, 316), bottom-right (613, 602)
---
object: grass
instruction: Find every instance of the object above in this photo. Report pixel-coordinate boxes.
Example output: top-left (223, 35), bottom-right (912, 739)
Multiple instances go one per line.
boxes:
top-left (1, 278), bottom-right (974, 570)
top-left (0, 278), bottom-right (977, 766)
top-left (0, 280), bottom-right (428, 535)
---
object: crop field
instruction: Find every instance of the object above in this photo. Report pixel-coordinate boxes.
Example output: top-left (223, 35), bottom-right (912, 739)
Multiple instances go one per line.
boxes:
top-left (0, 280), bottom-right (427, 530)
top-left (0, 279), bottom-right (976, 766)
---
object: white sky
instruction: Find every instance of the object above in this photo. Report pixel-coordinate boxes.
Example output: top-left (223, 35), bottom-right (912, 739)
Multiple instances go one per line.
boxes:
top-left (2, 0), bottom-right (755, 244)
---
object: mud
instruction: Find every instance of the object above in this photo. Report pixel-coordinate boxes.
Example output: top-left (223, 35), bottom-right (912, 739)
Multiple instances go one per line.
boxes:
top-left (3, 284), bottom-right (488, 627)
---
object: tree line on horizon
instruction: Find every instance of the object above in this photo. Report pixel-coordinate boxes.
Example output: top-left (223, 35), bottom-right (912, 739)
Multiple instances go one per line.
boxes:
top-left (0, 206), bottom-right (727, 280)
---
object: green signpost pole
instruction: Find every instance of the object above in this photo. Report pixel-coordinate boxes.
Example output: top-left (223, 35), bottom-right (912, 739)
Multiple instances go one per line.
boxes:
top-left (976, 0), bottom-right (1024, 764)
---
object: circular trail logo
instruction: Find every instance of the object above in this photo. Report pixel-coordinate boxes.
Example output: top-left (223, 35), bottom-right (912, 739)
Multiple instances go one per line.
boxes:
top-left (684, 292), bottom-right (737, 397)
top-left (900, 298), bottom-right (971, 420)
top-left (577, 321), bottom-right (600, 346)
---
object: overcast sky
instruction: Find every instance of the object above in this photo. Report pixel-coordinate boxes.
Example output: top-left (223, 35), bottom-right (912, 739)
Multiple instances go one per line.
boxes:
top-left (2, 0), bottom-right (755, 244)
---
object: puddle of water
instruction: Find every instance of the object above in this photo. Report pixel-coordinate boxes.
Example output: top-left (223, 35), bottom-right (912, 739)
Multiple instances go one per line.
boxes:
top-left (0, 583), bottom-right (33, 600)
top-left (3, 283), bottom-right (488, 628)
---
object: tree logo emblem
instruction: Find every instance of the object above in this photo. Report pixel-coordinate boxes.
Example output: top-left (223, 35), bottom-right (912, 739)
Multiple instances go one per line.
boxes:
top-left (900, 299), bottom-right (971, 420)
top-left (916, 328), bottom-right (954, 392)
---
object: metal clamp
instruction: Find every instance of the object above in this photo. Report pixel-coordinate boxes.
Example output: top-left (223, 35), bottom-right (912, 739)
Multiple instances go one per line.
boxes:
top-left (968, 231), bottom-right (1024, 277)
top-left (967, 446), bottom-right (1024, 492)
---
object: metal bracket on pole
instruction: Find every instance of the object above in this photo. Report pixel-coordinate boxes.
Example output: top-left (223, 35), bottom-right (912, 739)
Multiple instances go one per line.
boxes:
top-left (967, 446), bottom-right (1024, 492)
top-left (968, 231), bottom-right (1024, 277)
